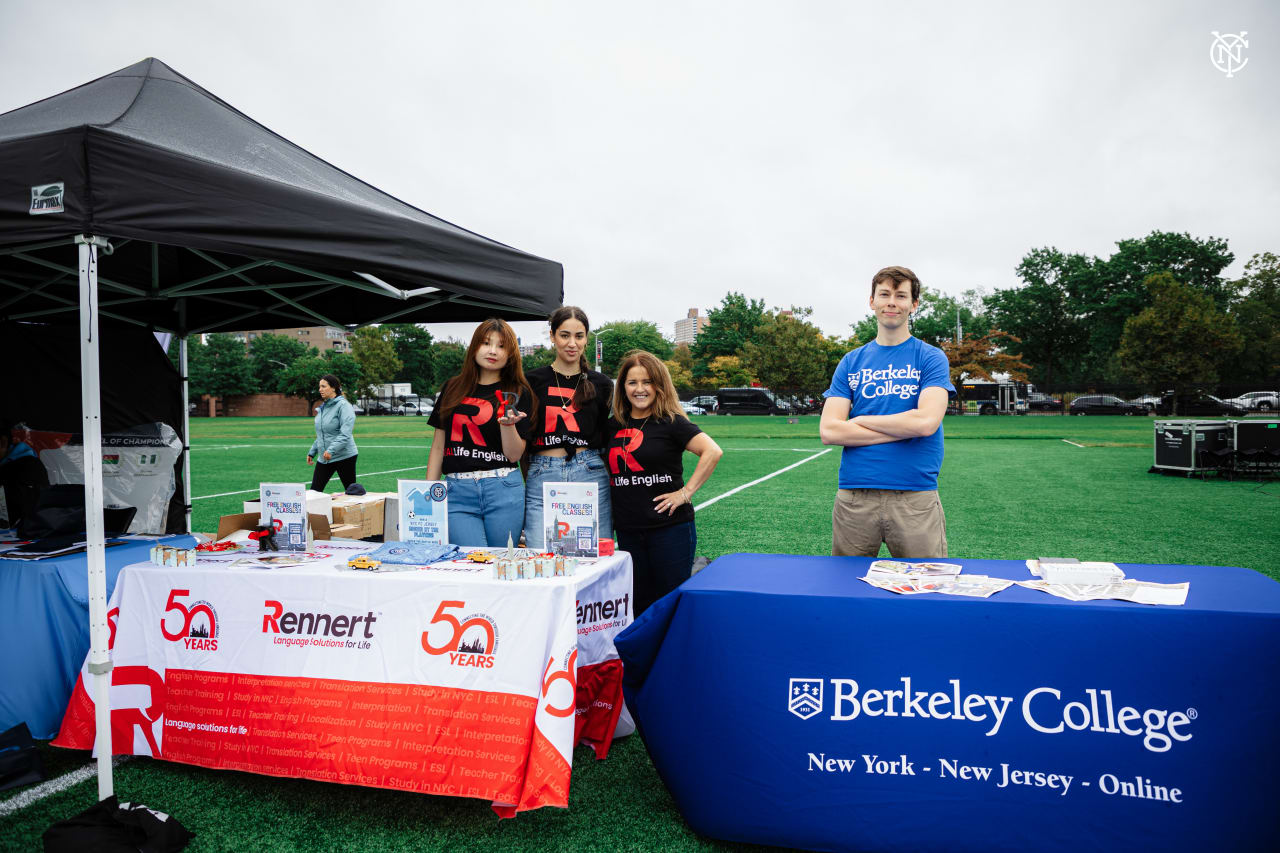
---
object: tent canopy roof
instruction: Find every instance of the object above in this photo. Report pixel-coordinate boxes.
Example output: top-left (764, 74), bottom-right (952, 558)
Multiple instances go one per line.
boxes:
top-left (0, 58), bottom-right (562, 332)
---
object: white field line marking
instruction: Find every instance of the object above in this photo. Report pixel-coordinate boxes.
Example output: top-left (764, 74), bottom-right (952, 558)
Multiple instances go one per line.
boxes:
top-left (0, 757), bottom-right (131, 817)
top-left (192, 464), bottom-right (429, 500)
top-left (1061, 439), bottom-right (1085, 448)
top-left (694, 448), bottom-right (833, 512)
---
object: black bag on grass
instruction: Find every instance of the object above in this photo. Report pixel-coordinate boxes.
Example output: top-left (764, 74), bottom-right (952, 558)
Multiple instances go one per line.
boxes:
top-left (0, 722), bottom-right (45, 791)
top-left (43, 795), bottom-right (193, 852)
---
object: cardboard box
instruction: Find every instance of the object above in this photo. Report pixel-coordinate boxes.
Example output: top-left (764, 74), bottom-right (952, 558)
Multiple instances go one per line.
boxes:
top-left (216, 512), bottom-right (331, 543)
top-left (330, 493), bottom-right (389, 538)
top-left (328, 523), bottom-right (363, 539)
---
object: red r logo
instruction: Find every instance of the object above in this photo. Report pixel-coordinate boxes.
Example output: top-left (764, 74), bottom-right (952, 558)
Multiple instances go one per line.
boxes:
top-left (609, 428), bottom-right (644, 473)
top-left (543, 386), bottom-right (581, 434)
top-left (451, 397), bottom-right (493, 446)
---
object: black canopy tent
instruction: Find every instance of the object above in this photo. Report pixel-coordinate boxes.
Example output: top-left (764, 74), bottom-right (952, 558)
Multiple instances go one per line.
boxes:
top-left (0, 58), bottom-right (562, 801)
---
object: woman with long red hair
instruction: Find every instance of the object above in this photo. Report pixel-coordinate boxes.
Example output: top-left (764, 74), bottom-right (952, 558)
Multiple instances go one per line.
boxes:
top-left (426, 319), bottom-right (536, 546)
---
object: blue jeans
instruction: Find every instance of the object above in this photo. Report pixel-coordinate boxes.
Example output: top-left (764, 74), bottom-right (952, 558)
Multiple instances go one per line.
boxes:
top-left (523, 450), bottom-right (613, 550)
top-left (615, 520), bottom-right (697, 616)
top-left (445, 469), bottom-right (525, 548)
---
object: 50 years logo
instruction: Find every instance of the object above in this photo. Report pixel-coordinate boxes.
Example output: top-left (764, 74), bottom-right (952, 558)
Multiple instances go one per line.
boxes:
top-left (160, 589), bottom-right (219, 651)
top-left (421, 600), bottom-right (499, 668)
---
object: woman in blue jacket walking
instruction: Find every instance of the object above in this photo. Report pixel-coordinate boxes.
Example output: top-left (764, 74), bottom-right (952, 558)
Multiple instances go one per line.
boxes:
top-left (307, 374), bottom-right (359, 492)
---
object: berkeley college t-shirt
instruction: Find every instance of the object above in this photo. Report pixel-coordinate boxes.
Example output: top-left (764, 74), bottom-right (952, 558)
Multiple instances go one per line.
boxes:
top-left (824, 336), bottom-right (955, 491)
top-left (525, 366), bottom-right (614, 451)
top-left (605, 414), bottom-right (702, 530)
top-left (427, 381), bottom-right (534, 474)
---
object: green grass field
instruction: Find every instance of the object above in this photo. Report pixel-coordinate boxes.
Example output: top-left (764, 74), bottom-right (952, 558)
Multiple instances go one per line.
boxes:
top-left (4, 414), bottom-right (1278, 851)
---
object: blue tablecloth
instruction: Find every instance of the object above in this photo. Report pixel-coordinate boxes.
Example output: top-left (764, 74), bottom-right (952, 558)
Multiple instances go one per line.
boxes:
top-left (616, 554), bottom-right (1280, 853)
top-left (0, 535), bottom-right (194, 739)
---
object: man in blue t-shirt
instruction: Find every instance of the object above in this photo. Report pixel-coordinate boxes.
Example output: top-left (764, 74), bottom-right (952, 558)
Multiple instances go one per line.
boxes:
top-left (820, 266), bottom-right (955, 558)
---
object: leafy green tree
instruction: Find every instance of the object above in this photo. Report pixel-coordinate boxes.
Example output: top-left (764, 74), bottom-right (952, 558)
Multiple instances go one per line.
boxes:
top-left (664, 358), bottom-right (695, 392)
top-left (280, 351), bottom-right (364, 405)
top-left (911, 289), bottom-right (993, 347)
top-left (742, 308), bottom-right (832, 395)
top-left (706, 355), bottom-right (756, 388)
top-left (520, 346), bottom-right (556, 371)
top-left (1225, 252), bottom-right (1280, 384)
top-left (348, 326), bottom-right (402, 398)
top-left (850, 314), bottom-right (878, 346)
top-left (1115, 273), bottom-right (1243, 392)
top-left (188, 333), bottom-right (257, 397)
top-left (384, 323), bottom-right (435, 396)
top-left (985, 248), bottom-right (1092, 388)
top-left (590, 321), bottom-right (673, 375)
top-left (692, 292), bottom-right (767, 362)
top-left (428, 341), bottom-right (468, 393)
top-left (1082, 231), bottom-right (1234, 378)
top-left (248, 333), bottom-right (316, 393)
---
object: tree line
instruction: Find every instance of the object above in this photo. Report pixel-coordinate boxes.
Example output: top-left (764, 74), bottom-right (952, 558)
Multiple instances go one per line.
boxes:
top-left (179, 231), bottom-right (1279, 405)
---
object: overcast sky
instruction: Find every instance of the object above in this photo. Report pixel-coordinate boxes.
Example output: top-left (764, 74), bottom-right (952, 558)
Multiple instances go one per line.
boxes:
top-left (2, 1), bottom-right (1276, 347)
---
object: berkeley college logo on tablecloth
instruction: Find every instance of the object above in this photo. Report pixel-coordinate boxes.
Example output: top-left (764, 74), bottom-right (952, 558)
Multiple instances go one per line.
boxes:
top-left (789, 678), bottom-right (823, 720)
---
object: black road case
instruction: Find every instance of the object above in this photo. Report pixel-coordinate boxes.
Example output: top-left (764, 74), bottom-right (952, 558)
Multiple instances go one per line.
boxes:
top-left (1153, 421), bottom-right (1231, 471)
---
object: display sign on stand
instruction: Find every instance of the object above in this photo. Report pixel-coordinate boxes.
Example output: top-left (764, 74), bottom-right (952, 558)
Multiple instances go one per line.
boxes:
top-left (543, 482), bottom-right (599, 557)
top-left (259, 483), bottom-right (309, 551)
top-left (398, 479), bottom-right (448, 545)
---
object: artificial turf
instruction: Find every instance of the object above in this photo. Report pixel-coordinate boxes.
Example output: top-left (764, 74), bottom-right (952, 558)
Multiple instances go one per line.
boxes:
top-left (3, 413), bottom-right (1277, 851)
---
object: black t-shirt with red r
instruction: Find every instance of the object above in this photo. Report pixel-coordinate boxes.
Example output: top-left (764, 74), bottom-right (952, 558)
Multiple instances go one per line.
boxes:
top-left (605, 414), bottom-right (702, 530)
top-left (525, 366), bottom-right (613, 451)
top-left (427, 381), bottom-right (534, 474)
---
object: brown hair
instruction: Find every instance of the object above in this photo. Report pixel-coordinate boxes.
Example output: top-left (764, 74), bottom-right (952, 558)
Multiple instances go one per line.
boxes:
top-left (438, 318), bottom-right (536, 418)
top-left (548, 305), bottom-right (595, 406)
top-left (611, 350), bottom-right (686, 423)
top-left (871, 265), bottom-right (921, 303)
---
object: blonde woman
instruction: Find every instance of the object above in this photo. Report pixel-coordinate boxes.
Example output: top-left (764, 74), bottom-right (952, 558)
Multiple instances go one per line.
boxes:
top-left (605, 350), bottom-right (722, 615)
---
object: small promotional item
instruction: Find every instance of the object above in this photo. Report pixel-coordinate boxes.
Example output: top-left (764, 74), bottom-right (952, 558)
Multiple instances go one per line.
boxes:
top-left (398, 479), bottom-right (448, 545)
top-left (259, 483), bottom-right (308, 552)
top-left (543, 481), bottom-right (599, 557)
top-left (498, 390), bottom-right (520, 418)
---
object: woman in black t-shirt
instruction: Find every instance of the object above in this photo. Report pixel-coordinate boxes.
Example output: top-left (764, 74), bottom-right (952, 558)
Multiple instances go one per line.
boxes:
top-left (524, 306), bottom-right (615, 550)
top-left (605, 350), bottom-right (722, 615)
top-left (426, 319), bottom-right (535, 547)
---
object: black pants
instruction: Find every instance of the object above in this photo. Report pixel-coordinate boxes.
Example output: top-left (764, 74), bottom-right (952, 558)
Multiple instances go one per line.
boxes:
top-left (310, 454), bottom-right (358, 492)
top-left (615, 520), bottom-right (697, 617)
top-left (0, 456), bottom-right (49, 527)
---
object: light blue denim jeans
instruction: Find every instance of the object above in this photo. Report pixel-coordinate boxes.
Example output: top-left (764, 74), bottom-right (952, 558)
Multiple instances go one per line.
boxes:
top-left (445, 468), bottom-right (525, 548)
top-left (523, 449), bottom-right (613, 550)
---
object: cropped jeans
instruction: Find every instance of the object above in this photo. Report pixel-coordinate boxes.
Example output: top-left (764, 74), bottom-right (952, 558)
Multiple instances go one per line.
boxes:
top-left (445, 468), bottom-right (525, 548)
top-left (523, 449), bottom-right (613, 550)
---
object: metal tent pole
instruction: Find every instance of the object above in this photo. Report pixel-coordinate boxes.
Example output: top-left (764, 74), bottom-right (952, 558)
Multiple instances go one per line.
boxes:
top-left (76, 233), bottom-right (113, 800)
top-left (179, 300), bottom-right (192, 535)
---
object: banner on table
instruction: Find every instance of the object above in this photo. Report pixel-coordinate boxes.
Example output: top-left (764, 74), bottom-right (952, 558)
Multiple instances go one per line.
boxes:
top-left (398, 479), bottom-right (448, 545)
top-left (55, 552), bottom-right (634, 815)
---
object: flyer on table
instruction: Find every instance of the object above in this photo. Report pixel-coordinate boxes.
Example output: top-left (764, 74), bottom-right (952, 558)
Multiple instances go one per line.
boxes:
top-left (259, 483), bottom-right (307, 551)
top-left (543, 481), bottom-right (599, 557)
top-left (398, 479), bottom-right (448, 545)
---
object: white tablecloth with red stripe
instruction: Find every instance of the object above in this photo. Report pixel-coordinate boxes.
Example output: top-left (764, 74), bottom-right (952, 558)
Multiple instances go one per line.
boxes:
top-left (54, 541), bottom-right (633, 816)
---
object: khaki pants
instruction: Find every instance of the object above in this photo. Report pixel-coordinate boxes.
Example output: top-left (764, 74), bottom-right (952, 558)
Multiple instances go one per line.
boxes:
top-left (832, 488), bottom-right (948, 559)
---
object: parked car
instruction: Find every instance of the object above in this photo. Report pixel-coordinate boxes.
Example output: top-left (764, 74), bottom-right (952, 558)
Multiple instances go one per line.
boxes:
top-left (362, 400), bottom-right (393, 416)
top-left (1127, 394), bottom-right (1162, 413)
top-left (393, 401), bottom-right (431, 416)
top-left (1155, 392), bottom-right (1247, 417)
top-left (716, 387), bottom-right (788, 415)
top-left (690, 395), bottom-right (719, 413)
top-left (350, 402), bottom-right (365, 415)
top-left (1223, 390), bottom-right (1279, 412)
top-left (1025, 393), bottom-right (1063, 412)
top-left (680, 401), bottom-right (707, 416)
top-left (1068, 395), bottom-right (1147, 416)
